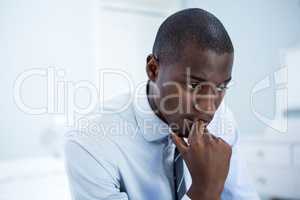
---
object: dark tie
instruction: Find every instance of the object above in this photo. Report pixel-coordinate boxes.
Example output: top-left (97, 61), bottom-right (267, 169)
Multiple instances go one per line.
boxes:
top-left (174, 147), bottom-right (186, 200)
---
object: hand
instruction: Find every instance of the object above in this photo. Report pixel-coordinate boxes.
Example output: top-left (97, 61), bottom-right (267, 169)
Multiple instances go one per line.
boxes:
top-left (171, 120), bottom-right (232, 200)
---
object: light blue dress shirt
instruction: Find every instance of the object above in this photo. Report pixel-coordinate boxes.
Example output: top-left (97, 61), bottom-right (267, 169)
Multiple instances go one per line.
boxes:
top-left (64, 83), bottom-right (260, 200)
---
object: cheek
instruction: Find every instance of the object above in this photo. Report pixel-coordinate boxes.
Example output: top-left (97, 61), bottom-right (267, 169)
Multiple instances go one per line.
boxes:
top-left (210, 93), bottom-right (224, 112)
top-left (158, 84), bottom-right (191, 115)
top-left (161, 87), bottom-right (212, 115)
top-left (188, 92), bottom-right (225, 113)
top-left (159, 87), bottom-right (181, 112)
top-left (215, 92), bottom-right (225, 107)
top-left (182, 91), bottom-right (195, 114)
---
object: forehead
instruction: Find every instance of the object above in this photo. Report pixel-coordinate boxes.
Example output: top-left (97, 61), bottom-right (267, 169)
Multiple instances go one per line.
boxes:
top-left (169, 46), bottom-right (234, 84)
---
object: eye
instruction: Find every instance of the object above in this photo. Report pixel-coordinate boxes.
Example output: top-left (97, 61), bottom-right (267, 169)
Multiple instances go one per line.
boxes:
top-left (187, 82), bottom-right (198, 89)
top-left (216, 83), bottom-right (230, 92)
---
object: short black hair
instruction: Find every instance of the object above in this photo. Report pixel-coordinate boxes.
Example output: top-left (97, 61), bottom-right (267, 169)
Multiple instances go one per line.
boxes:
top-left (152, 8), bottom-right (234, 65)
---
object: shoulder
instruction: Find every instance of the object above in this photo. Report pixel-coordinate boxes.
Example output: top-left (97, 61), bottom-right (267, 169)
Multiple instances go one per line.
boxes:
top-left (64, 92), bottom-right (139, 166)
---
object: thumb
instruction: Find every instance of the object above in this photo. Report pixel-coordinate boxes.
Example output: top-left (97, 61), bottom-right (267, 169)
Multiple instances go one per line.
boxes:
top-left (170, 133), bottom-right (188, 155)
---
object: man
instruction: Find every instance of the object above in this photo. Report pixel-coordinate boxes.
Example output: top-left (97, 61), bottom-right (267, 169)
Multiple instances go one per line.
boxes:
top-left (64, 8), bottom-right (259, 200)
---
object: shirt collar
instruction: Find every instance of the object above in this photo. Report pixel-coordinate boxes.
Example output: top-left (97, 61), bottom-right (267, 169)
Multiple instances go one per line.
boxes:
top-left (133, 81), bottom-right (170, 142)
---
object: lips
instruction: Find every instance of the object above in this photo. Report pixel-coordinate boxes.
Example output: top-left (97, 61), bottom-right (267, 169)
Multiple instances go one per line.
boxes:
top-left (185, 115), bottom-right (212, 125)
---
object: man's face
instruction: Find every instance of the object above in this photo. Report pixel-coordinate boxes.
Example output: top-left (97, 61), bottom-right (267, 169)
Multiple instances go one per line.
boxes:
top-left (149, 45), bottom-right (233, 137)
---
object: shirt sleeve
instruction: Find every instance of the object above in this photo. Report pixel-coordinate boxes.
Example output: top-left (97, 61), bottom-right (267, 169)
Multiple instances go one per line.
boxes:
top-left (64, 140), bottom-right (128, 200)
top-left (220, 108), bottom-right (260, 200)
top-left (221, 140), bottom-right (260, 200)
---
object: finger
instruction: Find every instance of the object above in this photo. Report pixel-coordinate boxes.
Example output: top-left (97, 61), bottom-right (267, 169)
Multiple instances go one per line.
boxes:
top-left (188, 120), bottom-right (205, 144)
top-left (217, 136), bottom-right (232, 147)
top-left (204, 133), bottom-right (213, 143)
top-left (203, 129), bottom-right (216, 143)
top-left (170, 133), bottom-right (188, 154)
top-left (203, 128), bottom-right (209, 135)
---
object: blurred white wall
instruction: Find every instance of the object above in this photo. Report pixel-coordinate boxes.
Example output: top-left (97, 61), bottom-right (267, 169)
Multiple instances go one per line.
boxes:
top-left (183, 0), bottom-right (300, 136)
top-left (0, 0), bottom-right (99, 159)
top-left (1, 0), bottom-right (300, 199)
top-left (1, 0), bottom-right (299, 162)
top-left (0, 0), bottom-right (180, 160)
top-left (96, 0), bottom-right (180, 98)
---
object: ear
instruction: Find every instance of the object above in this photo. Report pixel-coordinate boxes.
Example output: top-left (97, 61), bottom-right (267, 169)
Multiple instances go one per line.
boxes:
top-left (146, 54), bottom-right (159, 81)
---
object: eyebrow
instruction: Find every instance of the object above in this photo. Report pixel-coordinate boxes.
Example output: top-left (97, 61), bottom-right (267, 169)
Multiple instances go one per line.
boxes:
top-left (223, 77), bottom-right (232, 83)
top-left (189, 75), bottom-right (232, 84)
top-left (189, 75), bottom-right (208, 82)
